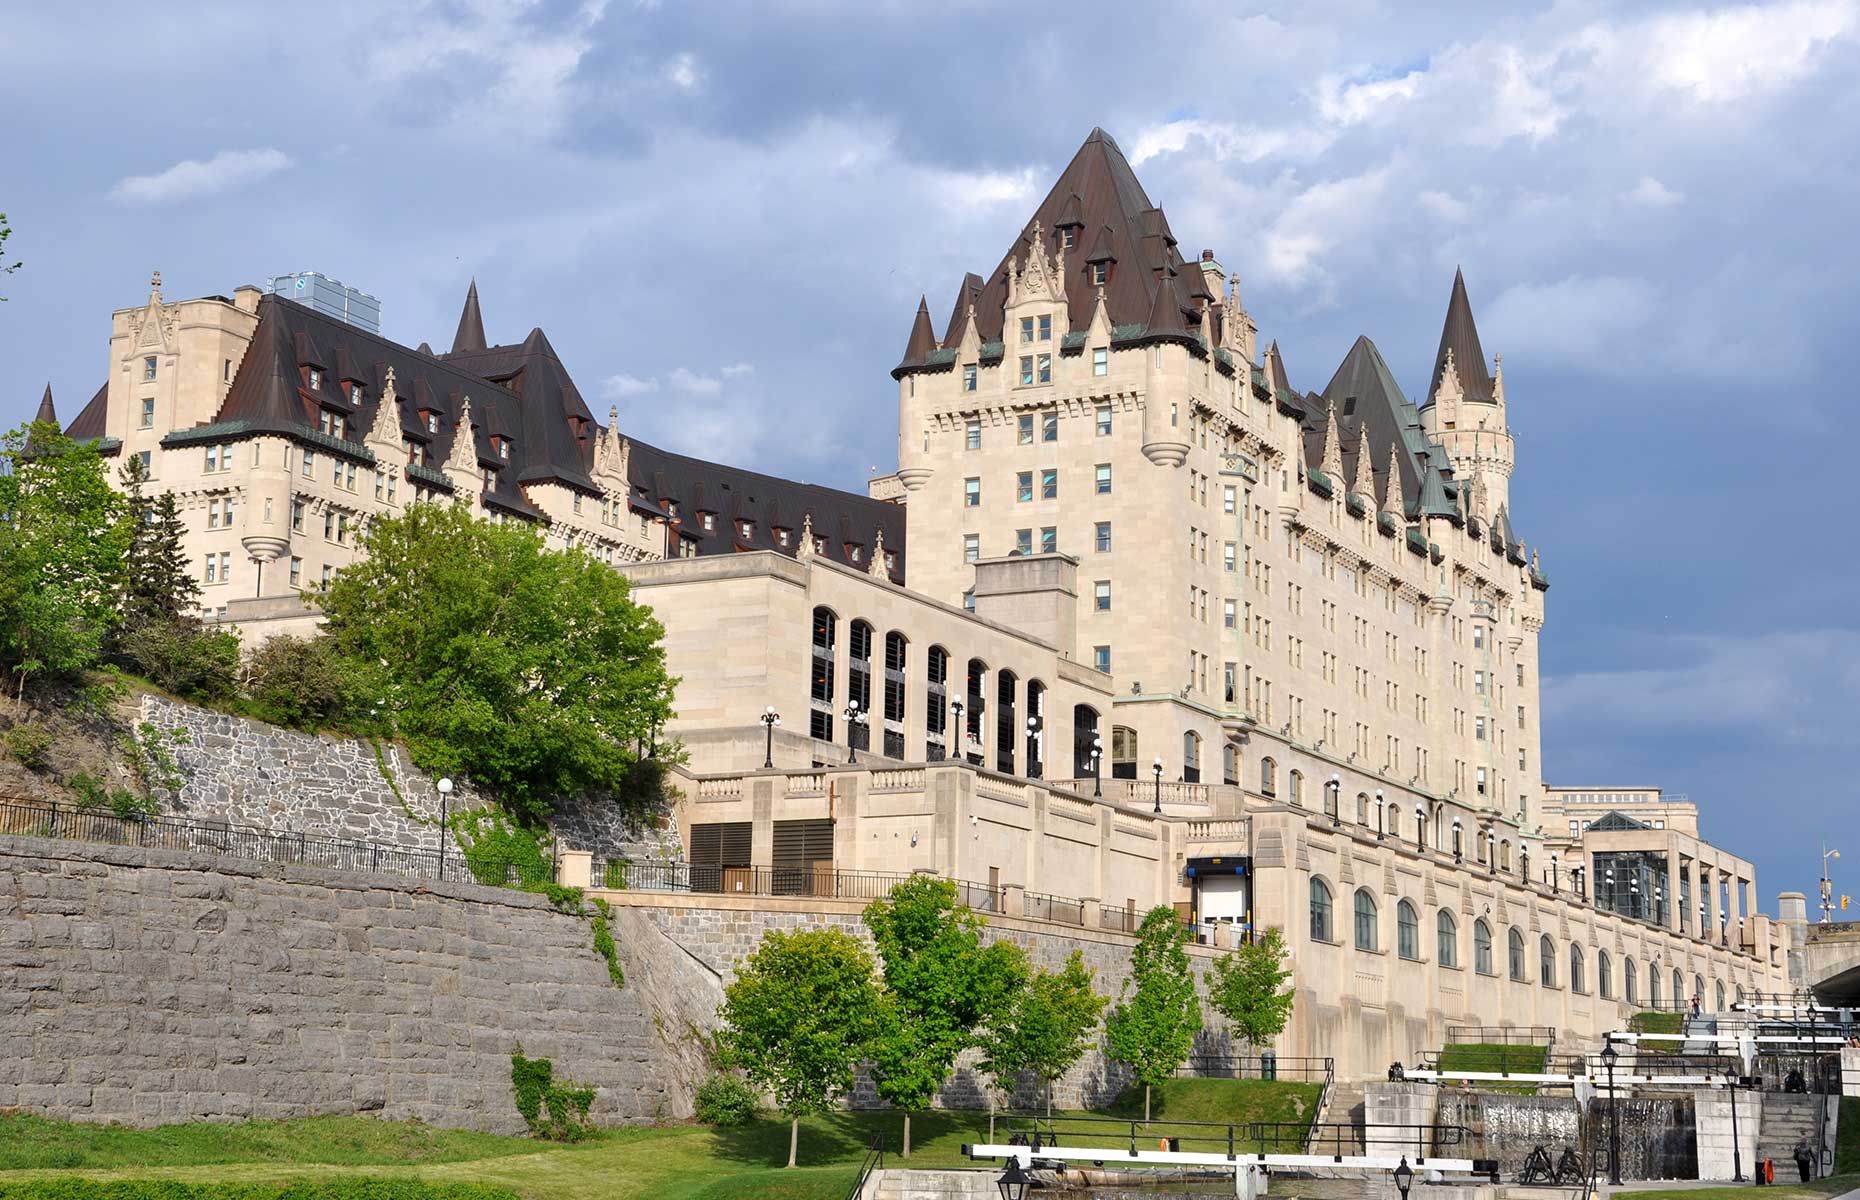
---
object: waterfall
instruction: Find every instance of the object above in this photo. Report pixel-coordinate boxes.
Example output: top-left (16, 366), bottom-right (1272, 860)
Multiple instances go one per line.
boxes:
top-left (1435, 1091), bottom-right (1698, 1181)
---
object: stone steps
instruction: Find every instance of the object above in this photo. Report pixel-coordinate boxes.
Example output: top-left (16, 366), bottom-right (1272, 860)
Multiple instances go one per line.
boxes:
top-left (1755, 1094), bottom-right (1830, 1172)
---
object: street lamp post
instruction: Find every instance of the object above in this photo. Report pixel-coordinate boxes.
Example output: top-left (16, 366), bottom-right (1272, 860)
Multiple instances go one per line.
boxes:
top-left (436, 777), bottom-right (453, 881)
top-left (1090, 735), bottom-right (1103, 797)
top-left (1822, 845), bottom-right (1841, 923)
top-left (1521, 841), bottom-right (1531, 885)
top-left (1328, 774), bottom-right (1341, 826)
top-left (843, 700), bottom-right (866, 764)
top-left (1452, 817), bottom-right (1463, 863)
top-left (1375, 790), bottom-right (1385, 839)
top-left (1550, 852), bottom-right (1559, 893)
top-left (1602, 1038), bottom-right (1622, 1185)
top-left (1483, 825), bottom-right (1495, 875)
top-left (1025, 714), bottom-right (1042, 780)
top-left (1726, 1070), bottom-right (1746, 1182)
top-left (1151, 756), bottom-right (1163, 814)
top-left (1394, 1156), bottom-right (1414, 1200)
top-left (950, 699), bottom-right (965, 764)
top-left (1414, 804), bottom-right (1425, 852)
top-left (760, 705), bottom-right (781, 769)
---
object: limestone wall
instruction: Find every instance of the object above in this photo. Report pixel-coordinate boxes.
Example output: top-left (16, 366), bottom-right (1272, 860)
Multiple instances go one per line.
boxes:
top-left (0, 834), bottom-right (718, 1131)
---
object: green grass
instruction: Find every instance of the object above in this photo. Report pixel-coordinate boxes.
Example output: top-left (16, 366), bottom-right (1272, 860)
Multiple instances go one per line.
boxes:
top-left (0, 1080), bottom-right (1318, 1200)
top-left (1628, 1011), bottom-right (1684, 1035)
top-left (1437, 1042), bottom-right (1547, 1093)
top-left (1616, 1174), bottom-right (1860, 1200)
top-left (1836, 1097), bottom-right (1860, 1177)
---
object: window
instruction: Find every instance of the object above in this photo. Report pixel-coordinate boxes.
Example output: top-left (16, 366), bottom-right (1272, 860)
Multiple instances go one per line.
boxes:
top-left (1093, 347), bottom-right (1108, 376)
top-left (224, 358), bottom-right (233, 382)
top-left (1021, 316), bottom-right (1035, 344)
top-left (1093, 580), bottom-right (1111, 611)
top-left (1093, 645), bottom-right (1111, 672)
top-left (1096, 404), bottom-right (1111, 434)
top-left (1040, 468), bottom-right (1057, 499)
top-left (302, 449), bottom-right (315, 478)
top-left (288, 557), bottom-right (302, 588)
top-left (1437, 910), bottom-right (1458, 968)
top-left (1040, 526), bottom-right (1056, 554)
top-left (1015, 528), bottom-right (1033, 556)
top-left (1094, 464), bottom-right (1111, 494)
top-left (203, 551), bottom-right (230, 584)
top-left (962, 590), bottom-right (975, 611)
top-left (1019, 356), bottom-right (1035, 385)
top-left (321, 564), bottom-right (333, 587)
top-left (1624, 957), bottom-right (1639, 1003)
top-left (291, 500), bottom-right (305, 531)
top-left (135, 450), bottom-right (152, 475)
top-left (1260, 756), bottom-right (1276, 797)
top-left (963, 364), bottom-right (977, 391)
top-left (1570, 944), bottom-right (1586, 994)
top-left (1289, 770), bottom-right (1304, 807)
top-left (1223, 485), bottom-right (1237, 514)
top-left (1038, 314), bottom-right (1052, 342)
top-left (1310, 878), bottom-right (1334, 943)
top-left (963, 534), bottom-right (980, 562)
top-left (966, 420), bottom-right (982, 450)
top-left (139, 397), bottom-right (155, 429)
top-left (1091, 261), bottom-right (1108, 286)
top-left (965, 477), bottom-right (981, 507)
top-left (1540, 935), bottom-right (1557, 987)
top-left (1018, 471), bottom-right (1033, 502)
top-left (1223, 542), bottom-right (1236, 571)
top-left (1042, 412), bottom-right (1058, 442)
top-left (1509, 928), bottom-right (1527, 981)
top-left (1475, 920), bottom-right (1494, 974)
top-left (1353, 889), bottom-right (1378, 952)
top-left (143, 356), bottom-right (158, 381)
top-left (1598, 950), bottom-right (1613, 999)
top-left (1397, 900), bottom-right (1419, 960)
top-left (1019, 414), bottom-right (1035, 444)
top-left (1094, 522), bottom-right (1112, 552)
top-left (1223, 599), bottom-right (1236, 629)
top-left (1473, 625), bottom-right (1485, 649)
top-left (204, 444), bottom-right (221, 473)
top-left (1036, 353), bottom-right (1051, 383)
top-left (308, 368), bottom-right (323, 391)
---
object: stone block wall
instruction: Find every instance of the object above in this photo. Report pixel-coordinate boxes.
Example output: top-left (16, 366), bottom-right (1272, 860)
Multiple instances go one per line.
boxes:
top-left (0, 834), bottom-right (719, 1131)
top-left (135, 694), bottom-right (681, 865)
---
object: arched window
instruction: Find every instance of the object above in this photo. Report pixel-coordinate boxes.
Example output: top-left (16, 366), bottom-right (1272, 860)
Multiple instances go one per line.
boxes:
top-left (882, 632), bottom-right (908, 760)
top-left (1388, 805), bottom-right (1400, 840)
top-left (1715, 980), bottom-right (1726, 1012)
top-left (1222, 743), bottom-right (1238, 785)
top-left (1072, 705), bottom-right (1099, 778)
top-left (1648, 965), bottom-right (1661, 1006)
top-left (1673, 969), bottom-right (1684, 1006)
top-left (1625, 958), bottom-right (1639, 1004)
top-left (810, 606), bottom-right (837, 740)
top-left (1540, 935), bottom-right (1557, 987)
top-left (1397, 900), bottom-right (1419, 960)
top-left (1261, 756), bottom-right (1278, 797)
top-left (1508, 928), bottom-right (1527, 981)
top-left (1694, 974), bottom-right (1705, 1007)
top-left (964, 658), bottom-right (988, 765)
top-left (1023, 679), bottom-right (1045, 778)
top-left (1735, 982), bottom-right (1746, 1005)
top-left (924, 645), bottom-right (949, 760)
top-left (1500, 840), bottom-right (1511, 871)
top-left (1111, 726), bottom-right (1137, 779)
top-left (847, 620), bottom-right (874, 755)
top-left (1570, 944), bottom-right (1586, 994)
top-left (1183, 731), bottom-right (1202, 783)
top-left (1437, 909), bottom-right (1458, 968)
top-left (1356, 792), bottom-right (1369, 824)
top-left (1354, 888), bottom-right (1378, 952)
top-left (995, 668), bottom-right (1018, 774)
top-left (1289, 770), bottom-right (1304, 807)
top-left (1310, 877), bottom-right (1334, 942)
top-left (1474, 920), bottom-right (1494, 975)
top-left (1599, 950), bottom-right (1614, 1000)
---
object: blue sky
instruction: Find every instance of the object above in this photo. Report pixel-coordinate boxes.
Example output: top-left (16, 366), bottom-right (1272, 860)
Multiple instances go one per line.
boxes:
top-left (3, 1), bottom-right (1856, 909)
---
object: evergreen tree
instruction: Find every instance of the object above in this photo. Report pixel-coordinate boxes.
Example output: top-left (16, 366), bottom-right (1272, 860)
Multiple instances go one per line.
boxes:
top-left (120, 457), bottom-right (198, 628)
top-left (1104, 906), bottom-right (1203, 1122)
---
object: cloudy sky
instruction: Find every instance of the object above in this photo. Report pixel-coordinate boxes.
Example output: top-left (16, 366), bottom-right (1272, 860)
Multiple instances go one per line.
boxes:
top-left (3, 0), bottom-right (1856, 907)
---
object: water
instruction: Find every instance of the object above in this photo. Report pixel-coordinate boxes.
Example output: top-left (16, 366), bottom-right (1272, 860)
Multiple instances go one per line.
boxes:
top-left (1434, 1092), bottom-right (1697, 1182)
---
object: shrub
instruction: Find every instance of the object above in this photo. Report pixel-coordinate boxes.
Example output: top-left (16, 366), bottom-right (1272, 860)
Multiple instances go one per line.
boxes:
top-left (509, 1050), bottom-right (596, 1141)
top-left (0, 1181), bottom-right (521, 1199)
top-left (601, 858), bottom-right (630, 889)
top-left (2, 723), bottom-right (52, 771)
top-left (66, 770), bottom-right (108, 808)
top-left (457, 810), bottom-right (553, 889)
top-left (240, 635), bottom-right (365, 732)
top-left (117, 620), bottom-right (241, 703)
top-left (693, 1073), bottom-right (759, 1127)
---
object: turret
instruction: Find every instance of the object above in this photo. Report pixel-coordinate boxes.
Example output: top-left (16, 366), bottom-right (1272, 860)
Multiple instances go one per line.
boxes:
top-left (1421, 268), bottom-right (1515, 512)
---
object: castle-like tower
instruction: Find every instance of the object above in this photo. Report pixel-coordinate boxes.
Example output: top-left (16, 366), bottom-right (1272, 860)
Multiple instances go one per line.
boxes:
top-left (1421, 268), bottom-right (1515, 519)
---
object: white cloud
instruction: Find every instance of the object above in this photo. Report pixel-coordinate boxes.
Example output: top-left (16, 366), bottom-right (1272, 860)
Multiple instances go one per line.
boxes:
top-left (1628, 177), bottom-right (1684, 207)
top-left (669, 366), bottom-right (722, 395)
top-left (1481, 275), bottom-right (1659, 366)
top-left (110, 148), bottom-right (290, 204)
top-left (1255, 165), bottom-right (1395, 291)
top-left (1315, 70), bottom-right (1423, 127)
top-left (1130, 117), bottom-right (1320, 166)
top-left (602, 373), bottom-right (659, 397)
top-left (720, 362), bottom-right (754, 378)
top-left (1419, 190), bottom-right (1470, 222)
top-left (665, 52), bottom-right (701, 90)
top-left (1634, 0), bottom-right (1857, 103)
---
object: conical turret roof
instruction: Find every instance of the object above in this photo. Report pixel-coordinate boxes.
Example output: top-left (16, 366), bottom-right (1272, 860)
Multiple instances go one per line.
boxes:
top-left (1425, 268), bottom-right (1494, 407)
top-left (897, 296), bottom-right (937, 371)
top-left (452, 279), bottom-right (487, 354)
top-left (33, 383), bottom-right (56, 426)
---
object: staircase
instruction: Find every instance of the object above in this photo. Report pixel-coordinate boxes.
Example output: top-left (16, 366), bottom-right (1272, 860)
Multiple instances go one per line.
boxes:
top-left (1755, 1093), bottom-right (1829, 1178)
top-left (1310, 1079), bottom-right (1367, 1157)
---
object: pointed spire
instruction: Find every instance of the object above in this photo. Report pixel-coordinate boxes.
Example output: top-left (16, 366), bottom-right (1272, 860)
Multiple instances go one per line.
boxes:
top-left (1145, 271), bottom-right (1187, 335)
top-left (33, 383), bottom-right (56, 428)
top-left (796, 512), bottom-right (816, 561)
top-left (452, 279), bottom-right (488, 354)
top-left (1266, 341), bottom-right (1292, 397)
top-left (443, 396), bottom-right (480, 486)
top-left (867, 529), bottom-right (889, 579)
top-left (1351, 425), bottom-right (1374, 498)
top-left (1321, 401), bottom-right (1344, 479)
top-left (897, 296), bottom-right (937, 370)
top-left (1427, 267), bottom-right (1494, 407)
top-left (1382, 439), bottom-right (1404, 513)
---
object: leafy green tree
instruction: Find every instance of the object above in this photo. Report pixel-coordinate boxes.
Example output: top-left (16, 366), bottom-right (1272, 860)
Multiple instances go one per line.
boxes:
top-left (1104, 905), bottom-right (1203, 1122)
top-left (320, 502), bottom-right (677, 821)
top-left (863, 875), bottom-right (1027, 1157)
top-left (239, 634), bottom-right (366, 731)
top-left (0, 422), bottom-right (132, 703)
top-left (1208, 927), bottom-right (1295, 1049)
top-left (978, 950), bottom-right (1107, 1118)
top-left (120, 457), bottom-right (199, 628)
top-left (715, 928), bottom-right (882, 1168)
top-left (0, 212), bottom-right (19, 300)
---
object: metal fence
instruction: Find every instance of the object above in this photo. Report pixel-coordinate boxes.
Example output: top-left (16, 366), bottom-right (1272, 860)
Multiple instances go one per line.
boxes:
top-left (1176, 1054), bottom-right (1334, 1082)
top-left (1099, 904), bottom-right (1139, 933)
top-left (593, 859), bottom-right (1011, 914)
top-left (1024, 891), bottom-right (1083, 926)
top-left (1444, 1025), bottom-right (1558, 1048)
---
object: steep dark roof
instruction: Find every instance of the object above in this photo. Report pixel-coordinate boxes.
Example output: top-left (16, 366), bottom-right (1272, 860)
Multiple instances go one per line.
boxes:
top-left (33, 384), bottom-right (55, 426)
top-left (896, 296), bottom-right (938, 372)
top-left (452, 279), bottom-right (488, 354)
top-left (1425, 268), bottom-right (1495, 408)
top-left (941, 272), bottom-right (986, 346)
top-left (1310, 336), bottom-right (1442, 515)
top-left (65, 384), bottom-right (108, 441)
top-left (442, 326), bottom-right (598, 491)
top-left (949, 128), bottom-right (1199, 345)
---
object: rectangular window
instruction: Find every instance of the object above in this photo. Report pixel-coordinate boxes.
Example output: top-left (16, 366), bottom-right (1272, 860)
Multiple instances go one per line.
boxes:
top-left (302, 449), bottom-right (314, 477)
top-left (965, 419), bottom-right (982, 450)
top-left (224, 359), bottom-right (233, 382)
top-left (143, 356), bottom-right (157, 381)
top-left (204, 444), bottom-right (220, 472)
top-left (1094, 645), bottom-right (1111, 672)
top-left (1474, 670), bottom-right (1486, 695)
top-left (307, 368), bottom-right (323, 391)
top-left (289, 557), bottom-right (302, 588)
top-left (1095, 404), bottom-right (1111, 435)
top-left (1020, 316), bottom-right (1034, 343)
top-left (1094, 580), bottom-right (1111, 611)
top-left (965, 477), bottom-right (981, 507)
top-left (291, 500), bottom-right (304, 531)
top-left (139, 397), bottom-right (155, 429)
top-left (1224, 599), bottom-right (1237, 629)
top-left (1018, 414), bottom-right (1034, 444)
top-left (324, 511), bottom-right (335, 540)
top-left (963, 534), bottom-right (980, 562)
top-left (204, 555), bottom-right (217, 584)
top-left (1223, 542), bottom-right (1236, 571)
top-left (1036, 353), bottom-right (1051, 383)
top-left (1040, 526), bottom-right (1056, 554)
top-left (1475, 716), bottom-right (1487, 741)
top-left (1094, 521), bottom-right (1111, 552)
top-left (1016, 471), bottom-right (1033, 502)
top-left (1094, 464), bottom-right (1111, 494)
top-left (1091, 262), bottom-right (1107, 285)
top-left (1038, 314), bottom-right (1052, 341)
top-left (1042, 412), bottom-right (1058, 442)
top-left (135, 449), bottom-right (152, 476)
top-left (1223, 485), bottom-right (1237, 514)
top-left (1093, 347), bottom-right (1108, 376)
top-left (963, 363), bottom-right (977, 391)
top-left (321, 564), bottom-right (333, 587)
top-left (1019, 356), bottom-right (1035, 386)
top-left (1015, 528), bottom-right (1033, 556)
top-left (1040, 468), bottom-right (1057, 499)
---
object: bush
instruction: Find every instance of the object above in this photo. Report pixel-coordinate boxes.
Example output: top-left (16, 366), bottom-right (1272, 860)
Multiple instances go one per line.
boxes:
top-left (458, 810), bottom-right (553, 889)
top-left (240, 635), bottom-right (365, 732)
top-left (117, 620), bottom-right (242, 703)
top-left (509, 1051), bottom-right (596, 1141)
top-left (601, 858), bottom-right (630, 889)
top-left (692, 1073), bottom-right (759, 1127)
top-left (2, 723), bottom-right (52, 771)
top-left (66, 770), bottom-right (107, 808)
top-left (0, 1182), bottom-right (519, 1199)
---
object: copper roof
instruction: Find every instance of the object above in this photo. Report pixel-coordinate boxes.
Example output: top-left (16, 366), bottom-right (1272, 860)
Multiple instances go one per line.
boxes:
top-left (1425, 268), bottom-right (1495, 407)
top-left (452, 279), bottom-right (488, 354)
top-left (33, 383), bottom-right (55, 426)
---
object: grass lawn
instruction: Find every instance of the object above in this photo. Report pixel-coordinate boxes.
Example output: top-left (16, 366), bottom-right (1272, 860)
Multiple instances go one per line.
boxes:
top-left (1616, 1173), bottom-right (1860, 1200)
top-left (1628, 1011), bottom-right (1685, 1036)
top-left (0, 1079), bottom-right (1318, 1200)
top-left (1436, 1043), bottom-right (1548, 1093)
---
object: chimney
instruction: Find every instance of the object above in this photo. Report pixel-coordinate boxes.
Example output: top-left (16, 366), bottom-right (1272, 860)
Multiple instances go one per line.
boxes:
top-left (233, 285), bottom-right (262, 314)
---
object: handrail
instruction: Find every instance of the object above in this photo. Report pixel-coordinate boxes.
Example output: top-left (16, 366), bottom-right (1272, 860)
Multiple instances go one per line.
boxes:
top-left (999, 1108), bottom-right (1423, 1161)
top-left (1175, 1054), bottom-right (1335, 1082)
top-left (843, 1132), bottom-right (884, 1200)
top-left (1303, 1057), bottom-right (1337, 1155)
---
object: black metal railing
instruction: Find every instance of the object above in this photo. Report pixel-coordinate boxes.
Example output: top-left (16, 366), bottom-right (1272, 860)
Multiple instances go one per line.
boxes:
top-left (1304, 1057), bottom-right (1338, 1154)
top-left (1444, 1025), bottom-right (1557, 1048)
top-left (592, 859), bottom-right (1013, 915)
top-left (1176, 1055), bottom-right (1334, 1082)
top-left (1024, 891), bottom-right (1083, 926)
top-left (843, 1132), bottom-right (885, 1200)
top-left (1099, 904), bottom-right (1139, 933)
top-left (995, 1112), bottom-right (1449, 1161)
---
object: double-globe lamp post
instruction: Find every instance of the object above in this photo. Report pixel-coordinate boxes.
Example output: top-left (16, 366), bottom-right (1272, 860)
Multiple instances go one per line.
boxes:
top-left (760, 705), bottom-right (780, 769)
top-left (1151, 756), bottom-right (1163, 814)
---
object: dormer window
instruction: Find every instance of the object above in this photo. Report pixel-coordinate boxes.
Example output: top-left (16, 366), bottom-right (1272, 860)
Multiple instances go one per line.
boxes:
top-left (738, 519), bottom-right (754, 538)
top-left (814, 534), bottom-right (828, 554)
top-left (482, 467), bottom-right (497, 489)
top-left (1061, 227), bottom-right (1076, 249)
top-left (776, 528), bottom-right (791, 547)
top-left (1091, 262), bottom-right (1108, 286)
top-left (497, 438), bottom-right (509, 460)
top-left (848, 544), bottom-right (862, 563)
top-left (308, 368), bottom-right (323, 391)
top-left (665, 500), bottom-right (678, 517)
top-left (317, 409), bottom-right (349, 439)
top-left (700, 512), bottom-right (716, 531)
top-left (425, 411), bottom-right (439, 433)
top-left (885, 551), bottom-right (897, 571)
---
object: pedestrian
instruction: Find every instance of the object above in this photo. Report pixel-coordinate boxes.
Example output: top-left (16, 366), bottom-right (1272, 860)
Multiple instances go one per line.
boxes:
top-left (1690, 995), bottom-right (1701, 1018)
top-left (1793, 1136), bottom-right (1814, 1183)
top-left (1459, 1076), bottom-right (1474, 1096)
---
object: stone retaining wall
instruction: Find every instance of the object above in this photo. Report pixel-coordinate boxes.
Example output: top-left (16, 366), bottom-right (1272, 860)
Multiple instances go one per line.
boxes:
top-left (0, 834), bottom-right (718, 1131)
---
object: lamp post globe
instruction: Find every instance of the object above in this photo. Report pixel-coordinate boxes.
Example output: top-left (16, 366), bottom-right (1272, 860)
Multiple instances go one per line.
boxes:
top-left (1151, 756), bottom-right (1163, 814)
top-left (1090, 735), bottom-right (1103, 797)
top-left (1394, 1156), bottom-right (1414, 1200)
top-left (1375, 789), bottom-right (1385, 839)
top-left (436, 778), bottom-right (454, 881)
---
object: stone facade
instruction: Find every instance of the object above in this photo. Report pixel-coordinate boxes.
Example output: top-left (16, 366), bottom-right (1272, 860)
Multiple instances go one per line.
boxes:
top-left (135, 692), bottom-right (681, 865)
top-left (0, 834), bottom-right (718, 1131)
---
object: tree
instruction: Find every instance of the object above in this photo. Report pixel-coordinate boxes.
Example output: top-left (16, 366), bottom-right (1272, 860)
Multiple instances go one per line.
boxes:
top-left (120, 457), bottom-right (199, 628)
top-left (1104, 905), bottom-right (1202, 1122)
top-left (715, 928), bottom-right (882, 1168)
top-left (0, 212), bottom-right (19, 301)
top-left (863, 875), bottom-right (1027, 1157)
top-left (1208, 927), bottom-right (1296, 1049)
top-left (978, 950), bottom-right (1107, 1119)
top-left (0, 422), bottom-right (132, 703)
top-left (320, 502), bottom-right (677, 821)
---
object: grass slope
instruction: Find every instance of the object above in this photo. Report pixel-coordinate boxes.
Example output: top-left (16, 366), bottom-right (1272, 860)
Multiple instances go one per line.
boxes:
top-left (1616, 1174), bottom-right (1859, 1200)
